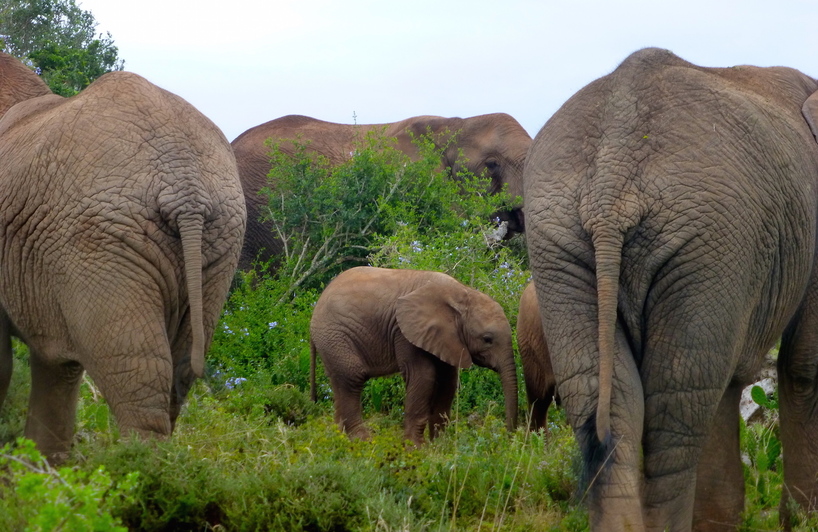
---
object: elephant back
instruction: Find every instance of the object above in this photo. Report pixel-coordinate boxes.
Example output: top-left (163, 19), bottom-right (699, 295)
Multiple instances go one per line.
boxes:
top-left (0, 52), bottom-right (52, 118)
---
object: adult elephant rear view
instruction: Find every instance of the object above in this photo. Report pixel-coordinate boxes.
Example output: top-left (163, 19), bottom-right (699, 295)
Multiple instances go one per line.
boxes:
top-left (231, 113), bottom-right (531, 269)
top-left (0, 54), bottom-right (246, 461)
top-left (524, 48), bottom-right (818, 531)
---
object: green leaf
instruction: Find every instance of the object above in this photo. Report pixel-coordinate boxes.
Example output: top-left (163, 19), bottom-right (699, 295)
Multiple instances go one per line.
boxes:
top-left (750, 385), bottom-right (770, 408)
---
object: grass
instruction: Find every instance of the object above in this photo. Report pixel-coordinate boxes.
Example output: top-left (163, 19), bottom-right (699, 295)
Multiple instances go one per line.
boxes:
top-left (3, 355), bottom-right (814, 531)
top-left (0, 357), bottom-right (586, 531)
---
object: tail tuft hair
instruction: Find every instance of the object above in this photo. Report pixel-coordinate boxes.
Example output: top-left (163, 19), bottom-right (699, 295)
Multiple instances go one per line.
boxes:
top-left (577, 414), bottom-right (615, 499)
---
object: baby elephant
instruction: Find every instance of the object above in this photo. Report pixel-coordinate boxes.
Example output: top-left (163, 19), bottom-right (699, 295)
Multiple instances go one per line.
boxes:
top-left (310, 266), bottom-right (518, 444)
top-left (517, 282), bottom-right (557, 431)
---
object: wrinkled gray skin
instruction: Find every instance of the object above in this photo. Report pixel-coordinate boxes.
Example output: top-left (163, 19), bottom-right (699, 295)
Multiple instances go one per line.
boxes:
top-left (232, 113), bottom-right (531, 269)
top-left (0, 54), bottom-right (52, 117)
top-left (517, 282), bottom-right (556, 432)
top-left (0, 54), bottom-right (247, 462)
top-left (309, 266), bottom-right (518, 445)
top-left (524, 48), bottom-right (818, 532)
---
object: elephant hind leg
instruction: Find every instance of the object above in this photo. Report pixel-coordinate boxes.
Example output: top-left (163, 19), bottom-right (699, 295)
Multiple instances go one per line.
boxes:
top-left (87, 351), bottom-right (174, 440)
top-left (329, 371), bottom-right (371, 440)
top-left (73, 316), bottom-right (175, 440)
top-left (778, 298), bottom-right (818, 529)
top-left (25, 353), bottom-right (84, 463)
top-left (692, 381), bottom-right (744, 532)
top-left (0, 312), bottom-right (12, 408)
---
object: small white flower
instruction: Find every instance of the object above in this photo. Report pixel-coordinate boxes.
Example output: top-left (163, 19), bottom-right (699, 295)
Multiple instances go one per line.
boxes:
top-left (268, 321), bottom-right (278, 329)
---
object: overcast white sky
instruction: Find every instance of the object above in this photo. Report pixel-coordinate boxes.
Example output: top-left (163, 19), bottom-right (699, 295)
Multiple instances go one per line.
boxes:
top-left (77, 0), bottom-right (817, 142)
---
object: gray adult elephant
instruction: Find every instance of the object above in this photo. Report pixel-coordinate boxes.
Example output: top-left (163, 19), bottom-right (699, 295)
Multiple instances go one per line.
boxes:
top-left (517, 282), bottom-right (556, 432)
top-left (0, 54), bottom-right (246, 462)
top-left (524, 48), bottom-right (818, 531)
top-left (231, 113), bottom-right (531, 269)
top-left (309, 266), bottom-right (518, 445)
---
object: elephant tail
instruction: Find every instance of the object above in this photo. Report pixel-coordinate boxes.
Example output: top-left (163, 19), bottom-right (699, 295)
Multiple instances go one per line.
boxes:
top-left (591, 228), bottom-right (624, 446)
top-left (179, 213), bottom-right (206, 378)
top-left (309, 339), bottom-right (317, 402)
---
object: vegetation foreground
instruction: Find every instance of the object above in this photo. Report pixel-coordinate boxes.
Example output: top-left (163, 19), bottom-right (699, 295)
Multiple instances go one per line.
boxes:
top-left (0, 134), bottom-right (813, 531)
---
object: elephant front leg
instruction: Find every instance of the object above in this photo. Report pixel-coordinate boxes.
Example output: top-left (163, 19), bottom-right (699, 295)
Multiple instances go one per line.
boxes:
top-left (428, 362), bottom-right (458, 440)
top-left (25, 354), bottom-right (84, 463)
top-left (692, 382), bottom-right (744, 532)
top-left (400, 350), bottom-right (438, 445)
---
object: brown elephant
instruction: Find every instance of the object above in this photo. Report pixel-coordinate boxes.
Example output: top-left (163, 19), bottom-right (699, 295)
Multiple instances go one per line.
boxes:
top-left (524, 47), bottom-right (818, 531)
top-left (309, 266), bottom-right (518, 445)
top-left (517, 282), bottom-right (556, 432)
top-left (231, 113), bottom-right (531, 269)
top-left (0, 53), bottom-right (246, 462)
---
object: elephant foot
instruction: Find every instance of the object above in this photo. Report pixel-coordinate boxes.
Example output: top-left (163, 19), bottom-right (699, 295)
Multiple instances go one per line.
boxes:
top-left (344, 423), bottom-right (372, 441)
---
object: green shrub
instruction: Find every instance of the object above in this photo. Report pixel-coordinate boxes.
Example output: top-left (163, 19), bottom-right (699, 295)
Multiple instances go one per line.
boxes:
top-left (0, 438), bottom-right (138, 532)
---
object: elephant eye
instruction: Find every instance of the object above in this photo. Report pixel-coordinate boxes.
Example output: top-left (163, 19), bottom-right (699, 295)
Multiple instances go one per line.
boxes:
top-left (482, 334), bottom-right (494, 345)
top-left (484, 160), bottom-right (499, 172)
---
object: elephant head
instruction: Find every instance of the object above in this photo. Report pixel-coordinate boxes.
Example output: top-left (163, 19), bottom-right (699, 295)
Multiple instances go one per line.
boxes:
top-left (395, 280), bottom-right (519, 430)
top-left (391, 113), bottom-right (530, 236)
top-left (0, 52), bottom-right (52, 117)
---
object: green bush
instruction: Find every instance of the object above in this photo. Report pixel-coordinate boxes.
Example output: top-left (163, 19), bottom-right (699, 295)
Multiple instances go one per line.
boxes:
top-left (0, 438), bottom-right (138, 531)
top-left (210, 129), bottom-right (529, 422)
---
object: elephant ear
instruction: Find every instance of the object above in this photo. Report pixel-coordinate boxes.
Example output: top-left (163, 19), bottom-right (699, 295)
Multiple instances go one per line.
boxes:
top-left (396, 282), bottom-right (474, 369)
top-left (803, 90), bottom-right (818, 143)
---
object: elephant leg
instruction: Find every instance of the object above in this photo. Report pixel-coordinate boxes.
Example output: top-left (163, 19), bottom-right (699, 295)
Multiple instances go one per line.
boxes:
top-left (86, 350), bottom-right (174, 439)
top-left (64, 291), bottom-right (176, 440)
top-left (25, 353), bottom-right (84, 463)
top-left (583, 329), bottom-right (645, 532)
top-left (0, 311), bottom-right (12, 407)
top-left (778, 288), bottom-right (818, 529)
top-left (399, 349), bottom-right (438, 445)
top-left (641, 330), bottom-right (735, 531)
top-left (529, 395), bottom-right (554, 432)
top-left (525, 358), bottom-right (556, 431)
top-left (329, 371), bottom-right (370, 440)
top-left (537, 276), bottom-right (645, 529)
top-left (692, 381), bottom-right (744, 532)
top-left (428, 362), bottom-right (458, 440)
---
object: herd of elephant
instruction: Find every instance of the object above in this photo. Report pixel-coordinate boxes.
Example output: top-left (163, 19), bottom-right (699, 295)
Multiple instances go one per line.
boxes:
top-left (2, 46), bottom-right (818, 531)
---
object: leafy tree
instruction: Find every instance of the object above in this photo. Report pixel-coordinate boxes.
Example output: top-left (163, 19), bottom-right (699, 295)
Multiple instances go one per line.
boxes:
top-left (0, 0), bottom-right (123, 95)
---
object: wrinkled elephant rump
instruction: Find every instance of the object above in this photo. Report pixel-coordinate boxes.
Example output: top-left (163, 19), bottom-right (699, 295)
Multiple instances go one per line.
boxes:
top-left (524, 47), bottom-right (818, 532)
top-left (0, 67), bottom-right (246, 462)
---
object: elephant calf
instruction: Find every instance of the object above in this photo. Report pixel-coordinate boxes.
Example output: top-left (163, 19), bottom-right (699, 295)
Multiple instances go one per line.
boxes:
top-left (310, 266), bottom-right (518, 444)
top-left (517, 282), bottom-right (557, 431)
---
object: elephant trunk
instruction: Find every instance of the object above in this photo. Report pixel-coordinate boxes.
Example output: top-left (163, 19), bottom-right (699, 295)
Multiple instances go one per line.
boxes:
top-left (179, 213), bottom-right (206, 378)
top-left (497, 355), bottom-right (519, 431)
